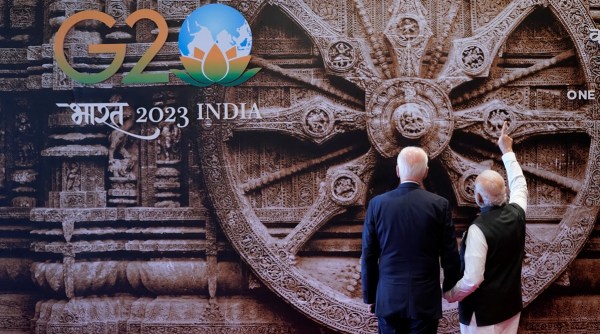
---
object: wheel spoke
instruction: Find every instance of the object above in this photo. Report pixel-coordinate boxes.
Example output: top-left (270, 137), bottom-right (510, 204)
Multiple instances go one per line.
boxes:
top-left (521, 165), bottom-right (581, 193)
top-left (226, 97), bottom-right (365, 146)
top-left (351, 0), bottom-right (393, 78)
top-left (438, 148), bottom-right (490, 206)
top-left (240, 145), bottom-right (361, 194)
top-left (266, 0), bottom-right (382, 90)
top-left (453, 143), bottom-right (582, 193)
top-left (250, 56), bottom-right (364, 107)
top-left (283, 150), bottom-right (378, 255)
top-left (424, 1), bottom-right (460, 79)
top-left (451, 50), bottom-right (576, 105)
top-left (454, 99), bottom-right (588, 143)
top-left (436, 0), bottom-right (541, 91)
top-left (380, 0), bottom-right (433, 77)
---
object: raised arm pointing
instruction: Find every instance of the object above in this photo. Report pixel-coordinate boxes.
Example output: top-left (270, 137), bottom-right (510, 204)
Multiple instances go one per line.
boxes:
top-left (499, 121), bottom-right (528, 213)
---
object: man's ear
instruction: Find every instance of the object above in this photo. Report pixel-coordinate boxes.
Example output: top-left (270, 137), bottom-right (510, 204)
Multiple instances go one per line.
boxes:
top-left (396, 165), bottom-right (400, 178)
top-left (423, 167), bottom-right (429, 180)
top-left (475, 192), bottom-right (484, 207)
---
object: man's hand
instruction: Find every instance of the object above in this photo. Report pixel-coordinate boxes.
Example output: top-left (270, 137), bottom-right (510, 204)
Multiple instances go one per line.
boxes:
top-left (498, 121), bottom-right (513, 155)
top-left (443, 290), bottom-right (457, 303)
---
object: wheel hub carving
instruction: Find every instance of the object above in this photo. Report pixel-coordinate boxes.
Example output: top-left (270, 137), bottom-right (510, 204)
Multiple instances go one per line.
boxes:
top-left (392, 102), bottom-right (431, 139)
top-left (367, 79), bottom-right (454, 159)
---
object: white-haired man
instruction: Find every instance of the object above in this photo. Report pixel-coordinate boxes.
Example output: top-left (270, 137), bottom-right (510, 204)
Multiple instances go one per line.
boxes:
top-left (362, 146), bottom-right (461, 334)
top-left (444, 122), bottom-right (528, 334)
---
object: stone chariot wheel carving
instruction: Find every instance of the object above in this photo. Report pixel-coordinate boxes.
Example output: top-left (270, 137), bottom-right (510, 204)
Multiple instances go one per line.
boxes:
top-left (197, 1), bottom-right (600, 333)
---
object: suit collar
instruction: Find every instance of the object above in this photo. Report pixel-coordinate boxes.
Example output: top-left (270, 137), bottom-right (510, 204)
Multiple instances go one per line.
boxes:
top-left (398, 181), bottom-right (421, 190)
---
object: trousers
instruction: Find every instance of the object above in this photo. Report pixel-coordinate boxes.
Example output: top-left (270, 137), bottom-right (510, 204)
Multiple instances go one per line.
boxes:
top-left (378, 316), bottom-right (439, 334)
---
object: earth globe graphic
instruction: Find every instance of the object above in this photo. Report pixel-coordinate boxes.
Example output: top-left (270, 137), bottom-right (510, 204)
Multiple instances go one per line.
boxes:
top-left (178, 4), bottom-right (252, 61)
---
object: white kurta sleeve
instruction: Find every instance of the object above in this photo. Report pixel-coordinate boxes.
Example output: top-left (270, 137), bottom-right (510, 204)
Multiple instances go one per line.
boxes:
top-left (444, 225), bottom-right (487, 303)
top-left (502, 152), bottom-right (528, 214)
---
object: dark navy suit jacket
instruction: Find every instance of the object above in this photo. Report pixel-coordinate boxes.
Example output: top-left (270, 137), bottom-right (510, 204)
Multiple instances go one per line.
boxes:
top-left (361, 182), bottom-right (460, 319)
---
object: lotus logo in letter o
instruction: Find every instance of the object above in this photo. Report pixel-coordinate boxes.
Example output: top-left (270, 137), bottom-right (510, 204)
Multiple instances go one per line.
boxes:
top-left (173, 4), bottom-right (260, 87)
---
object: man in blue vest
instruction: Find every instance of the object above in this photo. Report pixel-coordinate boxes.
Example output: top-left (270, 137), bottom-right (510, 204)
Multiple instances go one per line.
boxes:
top-left (362, 146), bottom-right (461, 334)
top-left (444, 121), bottom-right (528, 334)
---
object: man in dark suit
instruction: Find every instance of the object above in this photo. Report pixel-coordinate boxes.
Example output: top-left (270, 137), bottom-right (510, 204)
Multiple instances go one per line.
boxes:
top-left (362, 146), bottom-right (461, 334)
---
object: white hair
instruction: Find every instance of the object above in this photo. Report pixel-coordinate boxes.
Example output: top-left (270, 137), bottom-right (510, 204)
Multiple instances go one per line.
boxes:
top-left (396, 147), bottom-right (428, 181)
top-left (474, 170), bottom-right (507, 207)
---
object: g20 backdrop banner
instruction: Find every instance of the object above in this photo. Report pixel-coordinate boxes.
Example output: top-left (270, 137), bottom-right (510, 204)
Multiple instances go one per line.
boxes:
top-left (0, 0), bottom-right (599, 333)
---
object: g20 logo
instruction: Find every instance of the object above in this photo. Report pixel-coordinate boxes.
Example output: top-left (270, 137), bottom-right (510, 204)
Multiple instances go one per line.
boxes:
top-left (54, 4), bottom-right (261, 86)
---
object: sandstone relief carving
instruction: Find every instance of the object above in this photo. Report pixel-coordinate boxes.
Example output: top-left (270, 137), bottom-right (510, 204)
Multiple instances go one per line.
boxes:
top-left (0, 0), bottom-right (598, 334)
top-left (199, 1), bottom-right (600, 333)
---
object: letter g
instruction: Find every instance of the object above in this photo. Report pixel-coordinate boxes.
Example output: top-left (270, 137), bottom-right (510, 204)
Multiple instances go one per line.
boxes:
top-left (54, 10), bottom-right (126, 84)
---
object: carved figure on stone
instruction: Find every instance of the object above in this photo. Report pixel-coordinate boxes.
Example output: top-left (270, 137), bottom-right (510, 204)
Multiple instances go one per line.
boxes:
top-left (485, 109), bottom-right (512, 136)
top-left (305, 109), bottom-right (330, 135)
top-left (393, 103), bottom-right (430, 138)
top-left (17, 142), bottom-right (34, 166)
top-left (14, 113), bottom-right (35, 165)
top-left (333, 176), bottom-right (356, 200)
top-left (158, 122), bottom-right (181, 161)
top-left (398, 18), bottom-right (419, 41)
top-left (108, 129), bottom-right (132, 160)
top-left (108, 158), bottom-right (135, 178)
top-left (462, 46), bottom-right (485, 70)
top-left (108, 95), bottom-right (137, 178)
top-left (328, 41), bottom-right (355, 71)
top-left (15, 112), bottom-right (32, 135)
top-left (65, 162), bottom-right (80, 191)
top-left (108, 95), bottom-right (133, 160)
top-left (107, 0), bottom-right (127, 22)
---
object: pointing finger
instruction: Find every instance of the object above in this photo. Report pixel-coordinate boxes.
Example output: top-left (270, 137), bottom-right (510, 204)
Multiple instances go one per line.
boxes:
top-left (501, 121), bottom-right (507, 137)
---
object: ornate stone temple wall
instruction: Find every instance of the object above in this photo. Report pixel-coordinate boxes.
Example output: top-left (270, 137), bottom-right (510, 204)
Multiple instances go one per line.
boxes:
top-left (0, 0), bottom-right (599, 333)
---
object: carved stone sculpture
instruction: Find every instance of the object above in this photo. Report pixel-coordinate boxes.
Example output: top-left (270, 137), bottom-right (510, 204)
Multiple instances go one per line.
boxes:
top-left (197, 1), bottom-right (600, 333)
top-left (0, 0), bottom-right (599, 334)
top-left (153, 91), bottom-right (183, 208)
top-left (157, 121), bottom-right (181, 162)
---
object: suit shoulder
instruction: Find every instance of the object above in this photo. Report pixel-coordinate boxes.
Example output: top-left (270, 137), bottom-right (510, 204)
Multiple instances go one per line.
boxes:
top-left (368, 189), bottom-right (395, 205)
top-left (416, 189), bottom-right (449, 204)
top-left (366, 193), bottom-right (384, 207)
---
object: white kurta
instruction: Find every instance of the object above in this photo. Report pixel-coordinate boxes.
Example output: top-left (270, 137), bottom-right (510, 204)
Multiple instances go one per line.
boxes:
top-left (444, 152), bottom-right (528, 334)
